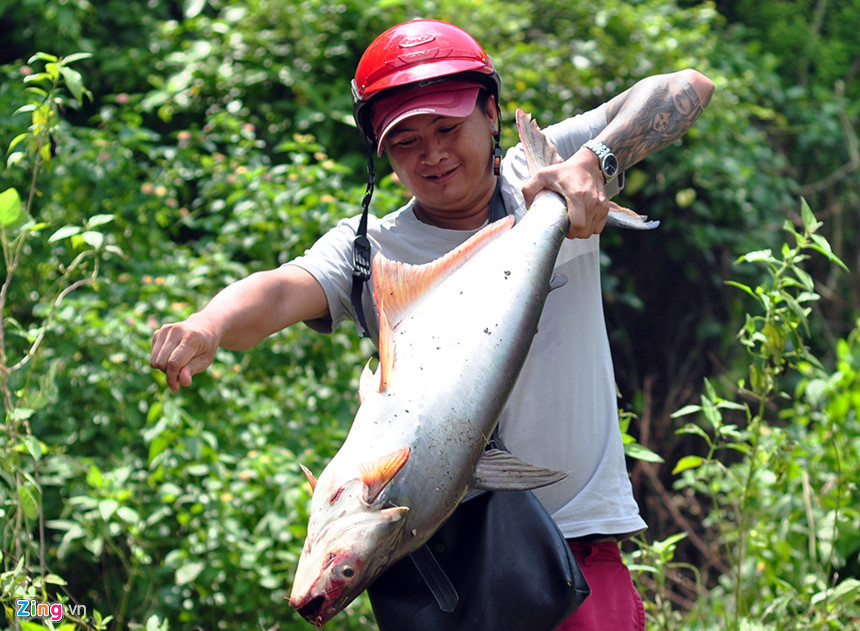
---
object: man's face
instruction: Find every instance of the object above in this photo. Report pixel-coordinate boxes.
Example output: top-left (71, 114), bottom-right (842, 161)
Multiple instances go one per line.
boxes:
top-left (381, 97), bottom-right (498, 221)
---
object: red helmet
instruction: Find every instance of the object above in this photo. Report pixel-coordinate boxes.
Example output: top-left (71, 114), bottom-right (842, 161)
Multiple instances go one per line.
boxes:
top-left (352, 19), bottom-right (501, 145)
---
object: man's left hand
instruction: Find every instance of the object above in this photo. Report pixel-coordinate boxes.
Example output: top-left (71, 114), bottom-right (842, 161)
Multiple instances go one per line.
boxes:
top-left (521, 147), bottom-right (610, 239)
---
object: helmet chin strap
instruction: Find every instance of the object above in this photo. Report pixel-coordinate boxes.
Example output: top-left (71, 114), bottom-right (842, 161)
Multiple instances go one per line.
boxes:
top-left (492, 100), bottom-right (502, 175)
top-left (350, 151), bottom-right (375, 339)
top-left (493, 132), bottom-right (502, 176)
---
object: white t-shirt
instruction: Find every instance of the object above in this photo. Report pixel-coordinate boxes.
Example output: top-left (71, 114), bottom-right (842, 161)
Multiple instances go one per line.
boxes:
top-left (288, 104), bottom-right (647, 539)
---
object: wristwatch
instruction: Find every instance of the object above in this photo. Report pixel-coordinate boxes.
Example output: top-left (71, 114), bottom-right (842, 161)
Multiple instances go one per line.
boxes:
top-left (582, 139), bottom-right (619, 183)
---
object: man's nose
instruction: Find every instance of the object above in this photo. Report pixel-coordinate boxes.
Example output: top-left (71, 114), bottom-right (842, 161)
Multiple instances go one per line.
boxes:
top-left (421, 137), bottom-right (449, 164)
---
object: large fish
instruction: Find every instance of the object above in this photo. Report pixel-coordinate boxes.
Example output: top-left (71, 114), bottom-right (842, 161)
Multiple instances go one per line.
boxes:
top-left (288, 110), bottom-right (657, 627)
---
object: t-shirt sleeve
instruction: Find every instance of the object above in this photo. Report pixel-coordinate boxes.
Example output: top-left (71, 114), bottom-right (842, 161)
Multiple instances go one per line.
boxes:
top-left (285, 216), bottom-right (361, 334)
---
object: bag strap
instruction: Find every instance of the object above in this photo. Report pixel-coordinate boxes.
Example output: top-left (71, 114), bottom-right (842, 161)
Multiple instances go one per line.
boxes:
top-left (487, 177), bottom-right (507, 223)
top-left (408, 545), bottom-right (459, 613)
top-left (404, 423), bottom-right (507, 613)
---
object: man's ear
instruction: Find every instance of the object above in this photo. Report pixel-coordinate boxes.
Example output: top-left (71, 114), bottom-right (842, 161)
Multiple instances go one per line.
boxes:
top-left (483, 94), bottom-right (499, 130)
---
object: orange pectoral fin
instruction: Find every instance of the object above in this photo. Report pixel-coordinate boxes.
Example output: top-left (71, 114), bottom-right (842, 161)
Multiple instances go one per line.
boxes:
top-left (300, 464), bottom-right (317, 494)
top-left (358, 358), bottom-right (381, 402)
top-left (360, 447), bottom-right (410, 504)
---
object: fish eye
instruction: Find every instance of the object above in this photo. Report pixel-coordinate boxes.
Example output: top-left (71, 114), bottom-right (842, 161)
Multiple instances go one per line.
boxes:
top-left (341, 565), bottom-right (355, 579)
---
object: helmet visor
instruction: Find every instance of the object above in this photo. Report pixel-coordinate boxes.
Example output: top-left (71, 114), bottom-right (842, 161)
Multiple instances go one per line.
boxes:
top-left (372, 80), bottom-right (484, 155)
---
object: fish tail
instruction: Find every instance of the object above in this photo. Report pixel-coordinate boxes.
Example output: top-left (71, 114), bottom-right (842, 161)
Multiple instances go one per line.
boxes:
top-left (515, 108), bottom-right (659, 231)
top-left (515, 109), bottom-right (563, 175)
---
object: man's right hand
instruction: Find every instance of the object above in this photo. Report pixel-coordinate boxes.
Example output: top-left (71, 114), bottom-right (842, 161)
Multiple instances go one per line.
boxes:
top-left (149, 265), bottom-right (331, 392)
top-left (150, 314), bottom-right (222, 392)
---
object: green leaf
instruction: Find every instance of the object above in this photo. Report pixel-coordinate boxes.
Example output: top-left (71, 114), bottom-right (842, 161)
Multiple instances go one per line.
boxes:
top-left (185, 0), bottom-right (207, 18)
top-left (49, 225), bottom-right (82, 242)
top-left (11, 407), bottom-right (36, 422)
top-left (716, 400), bottom-right (748, 412)
top-left (0, 188), bottom-right (22, 227)
top-left (624, 441), bottom-right (665, 463)
top-left (676, 424), bottom-right (711, 441)
top-left (44, 573), bottom-right (68, 585)
top-left (672, 455), bottom-right (705, 475)
top-left (671, 404), bottom-right (702, 418)
top-left (82, 230), bottom-right (104, 249)
top-left (116, 506), bottom-right (141, 524)
top-left (725, 280), bottom-right (757, 300)
top-left (811, 577), bottom-right (860, 605)
top-left (7, 151), bottom-right (25, 168)
top-left (23, 73), bottom-right (52, 87)
top-left (61, 52), bottom-right (93, 65)
top-left (737, 249), bottom-right (773, 264)
top-left (186, 463), bottom-right (210, 476)
top-left (18, 483), bottom-right (40, 520)
top-left (87, 464), bottom-right (105, 488)
top-left (809, 233), bottom-right (849, 271)
top-left (87, 213), bottom-right (115, 228)
top-left (702, 401), bottom-right (721, 430)
top-left (99, 498), bottom-right (119, 521)
top-left (59, 65), bottom-right (86, 103)
top-left (8, 132), bottom-right (29, 154)
top-left (25, 85), bottom-right (49, 99)
top-left (21, 434), bottom-right (43, 462)
top-left (148, 434), bottom-right (172, 465)
top-left (144, 614), bottom-right (169, 631)
top-left (175, 560), bottom-right (205, 585)
top-left (800, 197), bottom-right (817, 231)
top-left (45, 62), bottom-right (60, 81)
top-left (28, 52), bottom-right (59, 64)
top-left (12, 103), bottom-right (37, 117)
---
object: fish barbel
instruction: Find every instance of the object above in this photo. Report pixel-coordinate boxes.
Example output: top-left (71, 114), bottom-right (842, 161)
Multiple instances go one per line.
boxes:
top-left (288, 110), bottom-right (656, 627)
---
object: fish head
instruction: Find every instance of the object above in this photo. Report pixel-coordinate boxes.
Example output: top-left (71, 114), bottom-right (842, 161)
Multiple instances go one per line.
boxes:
top-left (289, 503), bottom-right (409, 626)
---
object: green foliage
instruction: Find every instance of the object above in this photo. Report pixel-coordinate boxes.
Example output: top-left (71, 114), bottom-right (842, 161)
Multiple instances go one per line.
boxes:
top-left (1, 52), bottom-right (115, 630)
top-left (638, 205), bottom-right (860, 630)
top-left (0, 46), bottom-right (377, 630)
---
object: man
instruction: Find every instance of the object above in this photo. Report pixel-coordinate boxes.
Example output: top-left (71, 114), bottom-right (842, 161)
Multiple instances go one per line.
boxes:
top-left (150, 18), bottom-right (713, 630)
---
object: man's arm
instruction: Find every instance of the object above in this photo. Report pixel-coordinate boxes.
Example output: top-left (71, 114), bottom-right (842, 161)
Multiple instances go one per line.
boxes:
top-left (601, 68), bottom-right (714, 171)
top-left (150, 265), bottom-right (329, 392)
top-left (522, 69), bottom-right (714, 238)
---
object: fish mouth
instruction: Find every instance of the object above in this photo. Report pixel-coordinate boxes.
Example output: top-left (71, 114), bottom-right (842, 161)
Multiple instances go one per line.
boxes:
top-left (294, 595), bottom-right (327, 627)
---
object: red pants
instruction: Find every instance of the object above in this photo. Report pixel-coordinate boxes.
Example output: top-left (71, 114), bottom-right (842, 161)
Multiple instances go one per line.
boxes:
top-left (556, 541), bottom-right (646, 631)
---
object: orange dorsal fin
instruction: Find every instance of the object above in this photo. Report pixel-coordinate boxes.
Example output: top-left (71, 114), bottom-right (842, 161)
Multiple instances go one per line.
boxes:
top-left (377, 303), bottom-right (394, 392)
top-left (358, 358), bottom-right (380, 403)
top-left (372, 215), bottom-right (514, 330)
top-left (300, 464), bottom-right (317, 495)
top-left (370, 215), bottom-right (515, 391)
top-left (360, 447), bottom-right (410, 504)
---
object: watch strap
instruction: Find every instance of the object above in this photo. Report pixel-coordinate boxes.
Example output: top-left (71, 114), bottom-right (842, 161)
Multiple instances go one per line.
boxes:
top-left (582, 139), bottom-right (618, 182)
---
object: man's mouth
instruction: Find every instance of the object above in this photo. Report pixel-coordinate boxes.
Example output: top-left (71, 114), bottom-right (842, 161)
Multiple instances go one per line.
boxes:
top-left (424, 165), bottom-right (458, 182)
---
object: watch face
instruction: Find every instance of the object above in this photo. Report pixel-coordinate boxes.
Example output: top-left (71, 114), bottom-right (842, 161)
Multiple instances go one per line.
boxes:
top-left (603, 154), bottom-right (619, 178)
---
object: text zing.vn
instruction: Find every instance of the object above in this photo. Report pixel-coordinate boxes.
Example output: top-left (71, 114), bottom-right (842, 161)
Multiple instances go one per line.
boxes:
top-left (16, 599), bottom-right (87, 622)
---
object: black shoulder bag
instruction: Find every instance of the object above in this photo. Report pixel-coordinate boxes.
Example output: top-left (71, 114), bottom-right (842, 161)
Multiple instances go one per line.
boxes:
top-left (366, 434), bottom-right (590, 631)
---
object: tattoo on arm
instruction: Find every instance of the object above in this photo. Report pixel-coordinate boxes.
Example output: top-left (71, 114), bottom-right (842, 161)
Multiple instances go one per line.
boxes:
top-left (602, 74), bottom-right (710, 170)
